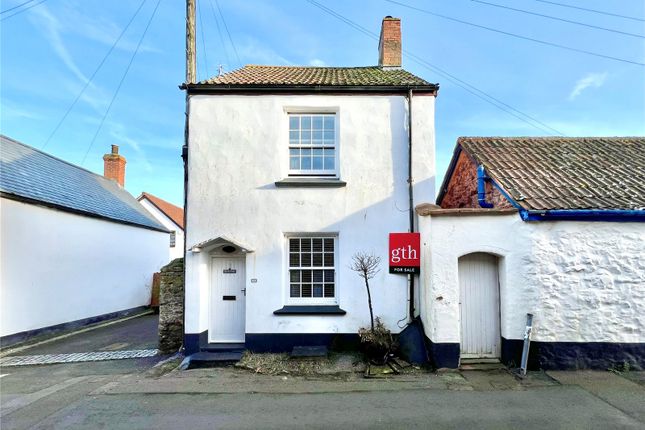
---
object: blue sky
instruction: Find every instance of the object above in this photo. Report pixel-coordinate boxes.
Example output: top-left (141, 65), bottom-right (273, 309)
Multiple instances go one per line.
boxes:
top-left (2, 0), bottom-right (644, 206)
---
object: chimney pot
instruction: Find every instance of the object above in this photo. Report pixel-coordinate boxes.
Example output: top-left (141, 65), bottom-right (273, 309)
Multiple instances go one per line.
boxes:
top-left (103, 145), bottom-right (126, 187)
top-left (378, 16), bottom-right (402, 68)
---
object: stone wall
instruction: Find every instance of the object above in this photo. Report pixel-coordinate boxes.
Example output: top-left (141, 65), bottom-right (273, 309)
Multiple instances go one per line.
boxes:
top-left (418, 212), bottom-right (645, 369)
top-left (158, 258), bottom-right (184, 354)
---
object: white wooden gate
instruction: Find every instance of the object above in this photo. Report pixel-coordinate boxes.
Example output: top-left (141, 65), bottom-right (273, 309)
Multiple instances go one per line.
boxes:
top-left (209, 257), bottom-right (246, 343)
top-left (459, 253), bottom-right (500, 359)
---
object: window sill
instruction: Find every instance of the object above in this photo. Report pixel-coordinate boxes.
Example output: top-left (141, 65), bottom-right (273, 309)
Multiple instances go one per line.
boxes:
top-left (275, 178), bottom-right (346, 188)
top-left (273, 305), bottom-right (347, 315)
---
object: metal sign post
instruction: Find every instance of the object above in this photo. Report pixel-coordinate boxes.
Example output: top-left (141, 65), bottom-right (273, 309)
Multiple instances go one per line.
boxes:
top-left (520, 313), bottom-right (534, 376)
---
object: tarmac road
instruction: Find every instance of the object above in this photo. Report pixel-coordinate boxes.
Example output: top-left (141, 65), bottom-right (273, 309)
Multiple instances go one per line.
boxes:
top-left (1, 314), bottom-right (644, 429)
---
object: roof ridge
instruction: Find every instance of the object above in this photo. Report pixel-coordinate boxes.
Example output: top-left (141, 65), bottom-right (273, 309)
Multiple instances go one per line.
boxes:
top-left (243, 65), bottom-right (383, 69)
top-left (458, 136), bottom-right (645, 140)
top-left (138, 191), bottom-right (182, 209)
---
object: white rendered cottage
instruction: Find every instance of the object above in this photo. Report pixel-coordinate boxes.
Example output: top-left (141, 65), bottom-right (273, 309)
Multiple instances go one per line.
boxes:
top-left (138, 192), bottom-right (185, 261)
top-left (0, 136), bottom-right (169, 345)
top-left (419, 137), bottom-right (645, 370)
top-left (182, 17), bottom-right (438, 354)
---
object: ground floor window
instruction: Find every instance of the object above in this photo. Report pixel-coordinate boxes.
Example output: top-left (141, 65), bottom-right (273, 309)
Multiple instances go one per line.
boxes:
top-left (288, 236), bottom-right (336, 300)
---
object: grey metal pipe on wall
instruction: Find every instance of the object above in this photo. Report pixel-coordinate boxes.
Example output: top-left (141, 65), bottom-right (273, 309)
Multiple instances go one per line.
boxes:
top-left (407, 89), bottom-right (415, 321)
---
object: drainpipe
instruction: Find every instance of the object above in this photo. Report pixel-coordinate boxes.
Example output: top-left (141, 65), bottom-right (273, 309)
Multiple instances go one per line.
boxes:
top-left (407, 89), bottom-right (415, 322)
top-left (477, 165), bottom-right (494, 209)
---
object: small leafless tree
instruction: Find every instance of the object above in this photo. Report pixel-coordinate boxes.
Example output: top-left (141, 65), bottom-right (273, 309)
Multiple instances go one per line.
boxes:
top-left (350, 252), bottom-right (381, 332)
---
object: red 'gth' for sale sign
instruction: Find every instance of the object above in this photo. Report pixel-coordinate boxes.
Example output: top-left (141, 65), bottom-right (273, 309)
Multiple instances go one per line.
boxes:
top-left (389, 233), bottom-right (420, 274)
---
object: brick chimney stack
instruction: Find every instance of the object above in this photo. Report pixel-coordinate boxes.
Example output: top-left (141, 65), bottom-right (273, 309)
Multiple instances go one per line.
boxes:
top-left (103, 144), bottom-right (126, 187)
top-left (378, 16), bottom-right (402, 68)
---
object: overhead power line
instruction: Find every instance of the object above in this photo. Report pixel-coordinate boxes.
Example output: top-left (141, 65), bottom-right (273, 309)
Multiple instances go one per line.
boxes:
top-left (81, 0), bottom-right (162, 165)
top-left (214, 0), bottom-right (241, 68)
top-left (532, 0), bottom-right (645, 23)
top-left (385, 0), bottom-right (645, 67)
top-left (197, 0), bottom-right (209, 80)
top-left (1, 0), bottom-right (38, 14)
top-left (471, 0), bottom-right (644, 39)
top-left (1, 0), bottom-right (47, 21)
top-left (42, 0), bottom-right (148, 149)
top-left (306, 0), bottom-right (565, 136)
top-left (207, 0), bottom-right (231, 72)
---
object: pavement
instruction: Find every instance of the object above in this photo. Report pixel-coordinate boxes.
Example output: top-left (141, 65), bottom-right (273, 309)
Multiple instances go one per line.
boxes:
top-left (1, 315), bottom-right (645, 429)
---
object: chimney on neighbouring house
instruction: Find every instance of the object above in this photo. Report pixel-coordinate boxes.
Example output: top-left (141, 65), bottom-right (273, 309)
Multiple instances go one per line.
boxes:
top-left (378, 16), bottom-right (402, 68)
top-left (103, 144), bottom-right (126, 187)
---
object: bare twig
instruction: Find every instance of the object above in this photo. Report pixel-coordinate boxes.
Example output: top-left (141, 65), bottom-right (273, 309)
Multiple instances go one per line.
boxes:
top-left (350, 252), bottom-right (381, 331)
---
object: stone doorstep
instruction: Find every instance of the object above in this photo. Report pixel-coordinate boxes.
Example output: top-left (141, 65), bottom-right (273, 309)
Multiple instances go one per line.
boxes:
top-left (180, 351), bottom-right (244, 370)
top-left (291, 346), bottom-right (329, 358)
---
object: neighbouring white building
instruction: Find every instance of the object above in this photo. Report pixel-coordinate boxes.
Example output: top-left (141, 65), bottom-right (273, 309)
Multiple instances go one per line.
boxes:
top-left (138, 192), bottom-right (185, 261)
top-left (419, 137), bottom-right (645, 369)
top-left (0, 136), bottom-right (169, 345)
top-left (181, 17), bottom-right (438, 354)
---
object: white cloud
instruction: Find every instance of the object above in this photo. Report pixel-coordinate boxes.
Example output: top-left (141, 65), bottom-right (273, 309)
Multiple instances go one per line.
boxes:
top-left (30, 5), bottom-right (90, 84)
top-left (0, 100), bottom-right (44, 121)
top-left (109, 127), bottom-right (153, 173)
top-left (568, 72), bottom-right (608, 101)
top-left (235, 36), bottom-right (293, 66)
top-left (309, 59), bottom-right (327, 67)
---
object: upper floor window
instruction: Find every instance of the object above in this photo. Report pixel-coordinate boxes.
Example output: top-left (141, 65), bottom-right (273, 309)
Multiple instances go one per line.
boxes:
top-left (288, 113), bottom-right (336, 176)
top-left (170, 231), bottom-right (176, 247)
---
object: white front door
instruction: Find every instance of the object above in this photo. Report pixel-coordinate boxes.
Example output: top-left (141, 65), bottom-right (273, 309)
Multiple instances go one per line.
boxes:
top-left (209, 257), bottom-right (246, 343)
top-left (459, 253), bottom-right (501, 359)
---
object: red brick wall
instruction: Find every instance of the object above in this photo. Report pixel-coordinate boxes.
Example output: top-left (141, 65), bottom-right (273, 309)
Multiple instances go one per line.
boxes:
top-left (379, 18), bottom-right (401, 67)
top-left (103, 154), bottom-right (126, 187)
top-left (440, 150), bottom-right (513, 209)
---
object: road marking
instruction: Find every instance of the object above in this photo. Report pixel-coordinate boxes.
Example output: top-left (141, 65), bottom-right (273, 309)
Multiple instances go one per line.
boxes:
top-left (0, 376), bottom-right (89, 416)
top-left (0, 349), bottom-right (158, 367)
top-left (0, 374), bottom-right (9, 378)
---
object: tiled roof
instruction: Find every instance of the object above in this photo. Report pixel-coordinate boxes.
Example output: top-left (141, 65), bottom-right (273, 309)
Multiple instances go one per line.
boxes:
top-left (457, 136), bottom-right (645, 211)
top-left (0, 135), bottom-right (167, 232)
top-left (194, 65), bottom-right (434, 87)
top-left (138, 192), bottom-right (184, 229)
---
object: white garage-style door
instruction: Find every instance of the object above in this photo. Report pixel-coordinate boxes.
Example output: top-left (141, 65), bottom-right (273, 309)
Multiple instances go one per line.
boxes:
top-left (459, 253), bottom-right (501, 359)
top-left (209, 256), bottom-right (246, 343)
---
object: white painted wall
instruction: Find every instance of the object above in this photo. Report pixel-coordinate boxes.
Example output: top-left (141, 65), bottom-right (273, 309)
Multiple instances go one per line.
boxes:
top-left (186, 94), bottom-right (436, 336)
top-left (418, 212), bottom-right (645, 344)
top-left (0, 198), bottom-right (169, 337)
top-left (139, 198), bottom-right (183, 261)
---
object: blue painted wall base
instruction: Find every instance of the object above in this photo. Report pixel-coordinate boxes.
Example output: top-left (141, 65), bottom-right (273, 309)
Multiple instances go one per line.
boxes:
top-left (424, 336), bottom-right (460, 369)
top-left (501, 338), bottom-right (645, 370)
top-left (398, 318), bottom-right (429, 364)
top-left (246, 333), bottom-right (360, 353)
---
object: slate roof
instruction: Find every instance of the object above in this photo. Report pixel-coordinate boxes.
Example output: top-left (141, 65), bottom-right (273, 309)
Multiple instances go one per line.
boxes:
top-left (452, 137), bottom-right (645, 211)
top-left (0, 135), bottom-right (168, 232)
top-left (138, 192), bottom-right (184, 229)
top-left (192, 65), bottom-right (435, 88)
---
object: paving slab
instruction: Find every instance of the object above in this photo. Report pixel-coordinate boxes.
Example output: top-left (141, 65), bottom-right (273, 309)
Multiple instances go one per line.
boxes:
top-left (547, 370), bottom-right (645, 423)
top-left (92, 367), bottom-right (449, 396)
top-left (461, 369), bottom-right (520, 391)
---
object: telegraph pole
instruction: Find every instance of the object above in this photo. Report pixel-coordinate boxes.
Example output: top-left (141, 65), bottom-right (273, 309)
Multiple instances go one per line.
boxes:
top-left (182, 0), bottom-right (196, 348)
top-left (186, 0), bottom-right (196, 84)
